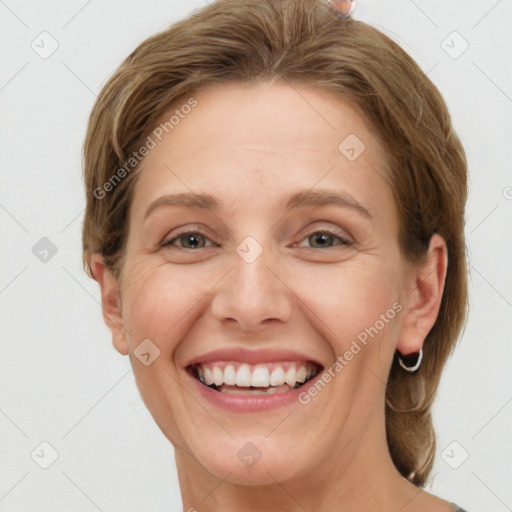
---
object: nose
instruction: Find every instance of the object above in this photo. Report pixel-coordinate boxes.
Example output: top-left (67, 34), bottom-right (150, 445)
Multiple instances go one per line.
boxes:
top-left (210, 245), bottom-right (293, 332)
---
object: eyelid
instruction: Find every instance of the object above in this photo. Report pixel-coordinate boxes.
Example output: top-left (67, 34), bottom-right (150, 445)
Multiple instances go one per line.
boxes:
top-left (293, 232), bottom-right (351, 250)
top-left (301, 224), bottom-right (352, 243)
top-left (161, 224), bottom-right (217, 247)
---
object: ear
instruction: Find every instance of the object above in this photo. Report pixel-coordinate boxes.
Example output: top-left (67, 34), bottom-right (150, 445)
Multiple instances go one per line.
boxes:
top-left (90, 253), bottom-right (129, 356)
top-left (396, 234), bottom-right (448, 356)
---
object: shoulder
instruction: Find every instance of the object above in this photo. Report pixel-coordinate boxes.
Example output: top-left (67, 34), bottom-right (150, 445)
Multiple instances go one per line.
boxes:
top-left (449, 504), bottom-right (470, 512)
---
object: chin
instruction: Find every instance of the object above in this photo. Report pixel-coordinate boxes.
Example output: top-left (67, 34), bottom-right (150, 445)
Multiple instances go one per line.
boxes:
top-left (186, 434), bottom-right (308, 486)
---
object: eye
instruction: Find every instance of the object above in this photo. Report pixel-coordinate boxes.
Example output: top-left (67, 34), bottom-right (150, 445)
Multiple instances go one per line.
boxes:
top-left (296, 229), bottom-right (352, 249)
top-left (161, 230), bottom-right (217, 250)
top-left (160, 227), bottom-right (351, 251)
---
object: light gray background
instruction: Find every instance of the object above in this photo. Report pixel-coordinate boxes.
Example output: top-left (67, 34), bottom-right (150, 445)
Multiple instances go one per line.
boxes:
top-left (1, 1), bottom-right (511, 511)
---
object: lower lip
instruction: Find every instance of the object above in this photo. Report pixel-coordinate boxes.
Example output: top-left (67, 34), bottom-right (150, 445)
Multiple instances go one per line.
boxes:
top-left (188, 370), bottom-right (322, 412)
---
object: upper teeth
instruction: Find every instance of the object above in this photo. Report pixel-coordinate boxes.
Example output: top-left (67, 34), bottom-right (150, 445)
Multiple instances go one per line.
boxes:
top-left (195, 361), bottom-right (317, 388)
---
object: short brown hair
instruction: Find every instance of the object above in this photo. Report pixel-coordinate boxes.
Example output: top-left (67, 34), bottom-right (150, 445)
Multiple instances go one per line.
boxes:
top-left (81, 0), bottom-right (469, 486)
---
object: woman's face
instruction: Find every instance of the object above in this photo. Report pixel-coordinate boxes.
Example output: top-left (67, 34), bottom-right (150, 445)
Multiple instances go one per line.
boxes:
top-left (111, 82), bottom-right (413, 484)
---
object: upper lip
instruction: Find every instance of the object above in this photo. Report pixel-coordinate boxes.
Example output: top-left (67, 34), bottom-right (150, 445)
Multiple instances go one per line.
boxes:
top-left (185, 347), bottom-right (324, 368)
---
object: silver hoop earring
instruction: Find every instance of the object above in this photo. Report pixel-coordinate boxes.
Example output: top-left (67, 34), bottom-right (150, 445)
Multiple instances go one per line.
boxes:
top-left (397, 348), bottom-right (423, 373)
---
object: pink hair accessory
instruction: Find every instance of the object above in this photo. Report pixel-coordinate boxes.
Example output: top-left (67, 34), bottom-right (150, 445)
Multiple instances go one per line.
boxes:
top-left (323, 0), bottom-right (355, 19)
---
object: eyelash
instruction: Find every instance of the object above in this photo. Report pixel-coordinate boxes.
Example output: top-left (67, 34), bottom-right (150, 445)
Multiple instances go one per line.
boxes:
top-left (161, 227), bottom-right (352, 250)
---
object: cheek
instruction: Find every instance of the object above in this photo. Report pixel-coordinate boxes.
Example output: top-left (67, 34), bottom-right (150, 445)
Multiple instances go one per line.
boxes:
top-left (121, 262), bottom-right (210, 349)
top-left (291, 258), bottom-right (402, 352)
top-left (310, 255), bottom-right (399, 303)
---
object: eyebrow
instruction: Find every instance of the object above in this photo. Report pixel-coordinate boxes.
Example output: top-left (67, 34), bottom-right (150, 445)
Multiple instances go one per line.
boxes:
top-left (283, 189), bottom-right (372, 218)
top-left (144, 189), bottom-right (372, 220)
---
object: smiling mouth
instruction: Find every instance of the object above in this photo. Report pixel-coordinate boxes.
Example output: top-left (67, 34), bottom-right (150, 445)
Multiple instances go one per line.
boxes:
top-left (189, 361), bottom-right (322, 395)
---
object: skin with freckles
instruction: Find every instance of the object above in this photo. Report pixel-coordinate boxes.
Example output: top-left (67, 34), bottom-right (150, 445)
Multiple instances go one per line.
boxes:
top-left (91, 81), bottom-right (453, 511)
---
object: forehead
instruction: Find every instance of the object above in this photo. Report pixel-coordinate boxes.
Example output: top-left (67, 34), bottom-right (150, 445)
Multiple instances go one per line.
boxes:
top-left (130, 81), bottom-right (392, 217)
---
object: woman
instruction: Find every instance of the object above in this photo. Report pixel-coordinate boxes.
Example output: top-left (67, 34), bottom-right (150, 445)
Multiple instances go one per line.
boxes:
top-left (81, 0), bottom-right (470, 510)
